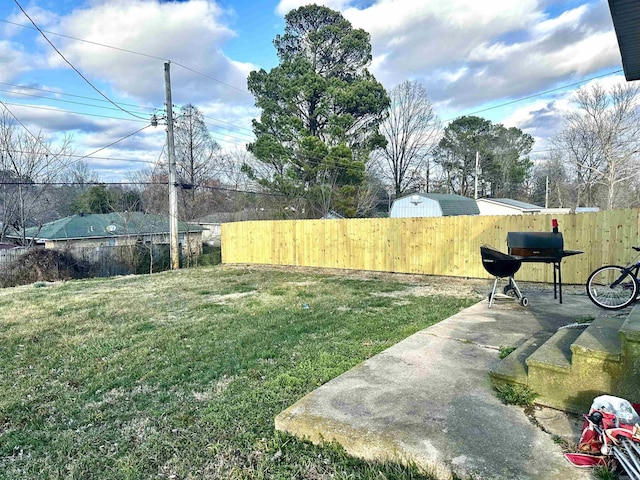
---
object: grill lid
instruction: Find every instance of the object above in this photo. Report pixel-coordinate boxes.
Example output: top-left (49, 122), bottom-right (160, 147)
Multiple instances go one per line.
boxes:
top-left (507, 232), bottom-right (564, 258)
top-left (507, 232), bottom-right (564, 250)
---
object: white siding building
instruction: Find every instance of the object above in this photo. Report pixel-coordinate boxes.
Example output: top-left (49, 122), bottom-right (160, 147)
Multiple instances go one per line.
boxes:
top-left (477, 198), bottom-right (543, 216)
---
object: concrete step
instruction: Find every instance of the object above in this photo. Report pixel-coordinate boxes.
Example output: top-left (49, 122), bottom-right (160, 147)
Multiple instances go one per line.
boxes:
top-left (525, 318), bottom-right (626, 413)
top-left (489, 335), bottom-right (551, 386)
top-left (620, 305), bottom-right (640, 344)
top-left (618, 306), bottom-right (640, 402)
top-left (526, 327), bottom-right (583, 372)
top-left (490, 306), bottom-right (639, 414)
top-left (571, 316), bottom-right (625, 361)
top-left (524, 327), bottom-right (585, 412)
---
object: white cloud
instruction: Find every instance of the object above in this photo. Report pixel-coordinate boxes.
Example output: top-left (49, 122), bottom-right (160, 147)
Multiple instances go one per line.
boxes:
top-left (271, 0), bottom-right (621, 115)
top-left (498, 74), bottom-right (632, 151)
top-left (0, 41), bottom-right (33, 82)
top-left (3, 0), bottom-right (627, 181)
top-left (44, 0), bottom-right (254, 107)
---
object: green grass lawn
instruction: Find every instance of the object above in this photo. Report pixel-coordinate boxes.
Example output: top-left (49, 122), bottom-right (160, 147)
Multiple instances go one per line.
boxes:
top-left (0, 265), bottom-right (477, 479)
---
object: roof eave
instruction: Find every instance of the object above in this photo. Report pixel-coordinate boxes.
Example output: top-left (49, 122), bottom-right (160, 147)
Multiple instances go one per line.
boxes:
top-left (608, 0), bottom-right (640, 81)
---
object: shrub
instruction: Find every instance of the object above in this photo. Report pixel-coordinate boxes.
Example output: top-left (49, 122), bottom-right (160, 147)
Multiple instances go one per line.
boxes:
top-left (495, 383), bottom-right (537, 407)
top-left (1, 249), bottom-right (90, 287)
top-left (197, 245), bottom-right (221, 266)
top-left (498, 346), bottom-right (517, 359)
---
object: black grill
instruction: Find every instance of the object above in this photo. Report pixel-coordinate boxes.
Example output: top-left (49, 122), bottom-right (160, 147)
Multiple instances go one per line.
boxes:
top-left (480, 245), bottom-right (527, 308)
top-left (507, 232), bottom-right (564, 259)
top-left (506, 231), bottom-right (582, 303)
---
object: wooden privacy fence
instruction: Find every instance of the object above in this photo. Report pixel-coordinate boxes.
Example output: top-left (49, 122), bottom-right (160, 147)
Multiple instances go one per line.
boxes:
top-left (0, 247), bottom-right (29, 266)
top-left (221, 209), bottom-right (640, 285)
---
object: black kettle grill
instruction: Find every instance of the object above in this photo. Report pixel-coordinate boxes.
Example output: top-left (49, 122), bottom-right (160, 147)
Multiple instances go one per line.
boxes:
top-left (480, 245), bottom-right (528, 308)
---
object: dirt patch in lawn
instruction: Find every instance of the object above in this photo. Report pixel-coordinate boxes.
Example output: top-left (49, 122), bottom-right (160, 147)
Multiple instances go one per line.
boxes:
top-left (209, 291), bottom-right (256, 303)
top-left (225, 263), bottom-right (587, 300)
top-left (232, 264), bottom-right (489, 298)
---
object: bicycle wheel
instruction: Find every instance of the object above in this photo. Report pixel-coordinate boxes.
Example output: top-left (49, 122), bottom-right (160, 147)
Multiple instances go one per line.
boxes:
top-left (586, 265), bottom-right (638, 310)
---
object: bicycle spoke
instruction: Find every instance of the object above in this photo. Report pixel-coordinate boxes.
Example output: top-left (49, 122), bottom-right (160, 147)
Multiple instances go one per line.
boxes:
top-left (587, 265), bottom-right (638, 310)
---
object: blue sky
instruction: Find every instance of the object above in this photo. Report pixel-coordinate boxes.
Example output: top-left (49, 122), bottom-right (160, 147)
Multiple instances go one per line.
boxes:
top-left (0, 0), bottom-right (629, 181)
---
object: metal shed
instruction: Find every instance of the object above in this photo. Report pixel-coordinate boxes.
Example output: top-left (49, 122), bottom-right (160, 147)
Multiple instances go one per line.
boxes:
top-left (390, 193), bottom-right (480, 218)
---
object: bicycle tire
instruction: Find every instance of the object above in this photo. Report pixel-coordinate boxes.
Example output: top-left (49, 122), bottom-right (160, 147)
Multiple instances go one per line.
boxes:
top-left (586, 265), bottom-right (639, 310)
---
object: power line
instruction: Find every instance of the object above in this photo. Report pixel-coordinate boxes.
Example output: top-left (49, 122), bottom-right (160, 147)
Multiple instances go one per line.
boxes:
top-left (1, 85), bottom-right (256, 142)
top-left (200, 117), bottom-right (255, 137)
top-left (0, 18), bottom-right (168, 61)
top-left (3, 96), bottom-right (254, 145)
top-left (13, 0), bottom-right (151, 121)
top-left (0, 87), bottom-right (153, 118)
top-left (0, 17), bottom-right (253, 97)
top-left (448, 69), bottom-right (625, 121)
top-left (74, 124), bottom-right (154, 164)
top-left (0, 99), bottom-right (58, 158)
top-left (0, 180), bottom-right (287, 197)
top-left (0, 81), bottom-right (156, 112)
top-left (0, 90), bottom-right (254, 142)
top-left (2, 145), bottom-right (270, 183)
top-left (1, 101), bottom-right (151, 123)
top-left (0, 83), bottom-right (156, 115)
top-left (170, 62), bottom-right (251, 97)
top-left (2, 148), bottom-right (158, 165)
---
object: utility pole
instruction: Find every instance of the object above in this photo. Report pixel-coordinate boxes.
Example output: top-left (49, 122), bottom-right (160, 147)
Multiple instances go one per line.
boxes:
top-left (545, 175), bottom-right (549, 209)
top-left (164, 61), bottom-right (180, 270)
top-left (474, 151), bottom-right (480, 199)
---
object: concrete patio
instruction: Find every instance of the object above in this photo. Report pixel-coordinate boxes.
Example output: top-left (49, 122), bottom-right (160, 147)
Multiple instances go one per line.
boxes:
top-left (275, 289), bottom-right (627, 479)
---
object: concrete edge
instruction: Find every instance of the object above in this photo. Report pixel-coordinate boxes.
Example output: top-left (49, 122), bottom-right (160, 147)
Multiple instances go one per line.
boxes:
top-left (274, 394), bottom-right (454, 479)
top-left (621, 304), bottom-right (640, 343)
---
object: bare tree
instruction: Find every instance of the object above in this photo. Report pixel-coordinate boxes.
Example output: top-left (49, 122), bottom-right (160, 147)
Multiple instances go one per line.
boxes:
top-left (219, 147), bottom-right (259, 190)
top-left (528, 151), bottom-right (573, 208)
top-left (0, 108), bottom-right (72, 243)
top-left (174, 104), bottom-right (223, 220)
top-left (43, 161), bottom-right (100, 218)
top-left (128, 166), bottom-right (167, 215)
top-left (560, 82), bottom-right (640, 210)
top-left (376, 80), bottom-right (441, 196)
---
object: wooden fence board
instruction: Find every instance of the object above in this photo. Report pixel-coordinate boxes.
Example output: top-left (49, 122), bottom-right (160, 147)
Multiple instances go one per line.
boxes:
top-left (221, 209), bottom-right (640, 284)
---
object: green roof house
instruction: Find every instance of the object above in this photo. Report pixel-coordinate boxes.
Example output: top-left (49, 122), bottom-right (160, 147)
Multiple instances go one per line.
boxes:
top-left (390, 193), bottom-right (480, 218)
top-left (11, 212), bottom-right (204, 257)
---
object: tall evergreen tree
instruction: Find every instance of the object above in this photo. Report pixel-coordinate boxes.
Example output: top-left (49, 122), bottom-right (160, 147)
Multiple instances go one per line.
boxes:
top-left (245, 5), bottom-right (389, 217)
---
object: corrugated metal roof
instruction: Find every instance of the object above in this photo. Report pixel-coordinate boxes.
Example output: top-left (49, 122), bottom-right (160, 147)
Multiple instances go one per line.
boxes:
top-left (608, 0), bottom-right (640, 81)
top-left (479, 198), bottom-right (542, 211)
top-left (23, 213), bottom-right (203, 241)
top-left (415, 193), bottom-right (480, 216)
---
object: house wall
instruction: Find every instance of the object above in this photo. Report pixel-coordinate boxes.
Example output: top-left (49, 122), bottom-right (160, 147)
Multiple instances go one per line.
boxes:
top-left (390, 197), bottom-right (443, 218)
top-left (194, 223), bottom-right (221, 247)
top-left (45, 232), bottom-right (202, 256)
top-left (477, 201), bottom-right (530, 216)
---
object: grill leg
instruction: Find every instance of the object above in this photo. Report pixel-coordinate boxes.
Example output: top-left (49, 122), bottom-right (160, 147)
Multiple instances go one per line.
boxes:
top-left (488, 277), bottom-right (499, 308)
top-left (509, 276), bottom-right (524, 301)
top-left (553, 262), bottom-right (563, 303)
top-left (558, 262), bottom-right (562, 304)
